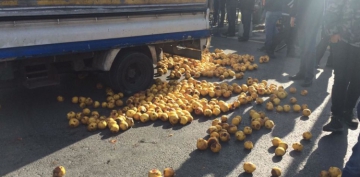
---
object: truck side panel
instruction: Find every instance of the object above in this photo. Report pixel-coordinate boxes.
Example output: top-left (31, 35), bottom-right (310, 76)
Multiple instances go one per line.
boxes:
top-left (0, 0), bottom-right (207, 7)
top-left (0, 12), bottom-right (210, 60)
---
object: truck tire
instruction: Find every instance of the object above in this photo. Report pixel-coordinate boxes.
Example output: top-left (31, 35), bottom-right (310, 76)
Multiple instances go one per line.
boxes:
top-left (110, 52), bottom-right (154, 95)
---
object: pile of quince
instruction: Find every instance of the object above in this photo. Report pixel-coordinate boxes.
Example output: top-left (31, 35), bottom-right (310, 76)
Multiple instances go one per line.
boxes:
top-left (156, 49), bottom-right (258, 80)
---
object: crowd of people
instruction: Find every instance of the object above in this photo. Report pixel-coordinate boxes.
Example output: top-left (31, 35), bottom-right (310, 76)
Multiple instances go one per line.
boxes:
top-left (211, 0), bottom-right (359, 176)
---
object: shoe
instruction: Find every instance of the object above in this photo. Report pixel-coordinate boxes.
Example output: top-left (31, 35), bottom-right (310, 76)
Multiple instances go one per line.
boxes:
top-left (301, 79), bottom-right (313, 87)
top-left (238, 37), bottom-right (249, 42)
top-left (323, 116), bottom-right (344, 132)
top-left (343, 110), bottom-right (359, 130)
top-left (288, 74), bottom-right (304, 80)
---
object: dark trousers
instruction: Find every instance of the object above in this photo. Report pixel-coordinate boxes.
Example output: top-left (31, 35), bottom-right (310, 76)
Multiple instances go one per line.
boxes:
top-left (241, 9), bottom-right (252, 40)
top-left (331, 41), bottom-right (360, 116)
top-left (226, 0), bottom-right (237, 35)
top-left (213, 0), bottom-right (226, 26)
top-left (296, 26), bottom-right (318, 80)
top-left (316, 31), bottom-right (333, 65)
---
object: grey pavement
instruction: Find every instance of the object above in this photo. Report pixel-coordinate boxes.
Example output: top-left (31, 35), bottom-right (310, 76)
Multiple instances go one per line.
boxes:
top-left (0, 35), bottom-right (359, 177)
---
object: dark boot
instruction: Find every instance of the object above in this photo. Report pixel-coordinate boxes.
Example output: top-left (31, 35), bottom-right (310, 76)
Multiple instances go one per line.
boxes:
top-left (323, 116), bottom-right (344, 132)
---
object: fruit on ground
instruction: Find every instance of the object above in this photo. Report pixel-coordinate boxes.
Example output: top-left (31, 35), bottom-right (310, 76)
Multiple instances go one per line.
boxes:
top-left (278, 142), bottom-right (288, 150)
top-left (243, 162), bottom-right (256, 173)
top-left (244, 126), bottom-right (252, 135)
top-left (301, 90), bottom-right (308, 96)
top-left (71, 96), bottom-right (79, 104)
top-left (283, 105), bottom-right (291, 112)
top-left (292, 142), bottom-right (303, 151)
top-left (303, 131), bottom-right (312, 140)
top-left (227, 125), bottom-right (238, 134)
top-left (272, 137), bottom-right (282, 146)
top-left (87, 122), bottom-right (97, 131)
top-left (235, 131), bottom-right (246, 141)
top-left (328, 167), bottom-right (342, 177)
top-left (219, 132), bottom-right (230, 142)
top-left (302, 109), bottom-right (311, 116)
top-left (53, 166), bottom-right (66, 177)
top-left (293, 104), bottom-right (301, 112)
top-left (290, 97), bottom-right (297, 104)
top-left (275, 147), bottom-right (286, 156)
top-left (265, 120), bottom-right (275, 129)
top-left (163, 167), bottom-right (175, 177)
top-left (251, 120), bottom-right (261, 130)
top-left (67, 111), bottom-right (76, 119)
top-left (57, 96), bottom-right (64, 102)
top-left (244, 141), bottom-right (254, 150)
top-left (148, 169), bottom-right (162, 177)
top-left (97, 120), bottom-right (107, 130)
top-left (110, 124), bottom-right (120, 133)
top-left (289, 87), bottom-right (297, 93)
top-left (210, 132), bottom-right (220, 138)
top-left (232, 116), bottom-right (242, 125)
top-left (69, 118), bottom-right (80, 128)
top-left (266, 102), bottom-right (274, 111)
top-left (210, 142), bottom-right (222, 153)
top-left (197, 138), bottom-right (208, 150)
top-left (271, 167), bottom-right (282, 177)
top-left (319, 170), bottom-right (330, 177)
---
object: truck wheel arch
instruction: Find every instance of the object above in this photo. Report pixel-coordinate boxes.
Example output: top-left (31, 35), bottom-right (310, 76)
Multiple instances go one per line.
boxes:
top-left (92, 45), bottom-right (158, 71)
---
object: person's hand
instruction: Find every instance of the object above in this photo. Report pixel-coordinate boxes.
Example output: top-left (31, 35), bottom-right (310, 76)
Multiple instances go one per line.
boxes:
top-left (290, 17), bottom-right (295, 27)
top-left (330, 34), bottom-right (341, 43)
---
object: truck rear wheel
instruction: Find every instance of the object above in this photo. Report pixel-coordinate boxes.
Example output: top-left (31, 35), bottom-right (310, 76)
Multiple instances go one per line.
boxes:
top-left (109, 52), bottom-right (154, 95)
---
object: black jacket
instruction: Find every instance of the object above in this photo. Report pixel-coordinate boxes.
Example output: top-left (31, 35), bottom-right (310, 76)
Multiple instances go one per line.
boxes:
top-left (290, 0), bottom-right (323, 30)
top-left (239, 0), bottom-right (255, 11)
top-left (265, 0), bottom-right (283, 12)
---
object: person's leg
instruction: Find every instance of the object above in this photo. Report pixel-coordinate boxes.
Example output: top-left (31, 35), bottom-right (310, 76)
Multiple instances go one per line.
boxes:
top-left (326, 44), bottom-right (333, 67)
top-left (316, 35), bottom-right (330, 67)
top-left (301, 27), bottom-right (318, 86)
top-left (342, 132), bottom-right (360, 177)
top-left (265, 11), bottom-right (281, 58)
top-left (241, 10), bottom-right (252, 41)
top-left (264, 11), bottom-right (273, 48)
top-left (212, 0), bottom-right (219, 26)
top-left (219, 0), bottom-right (226, 27)
top-left (343, 45), bottom-right (360, 129)
top-left (323, 41), bottom-right (350, 132)
top-left (226, 1), bottom-right (237, 36)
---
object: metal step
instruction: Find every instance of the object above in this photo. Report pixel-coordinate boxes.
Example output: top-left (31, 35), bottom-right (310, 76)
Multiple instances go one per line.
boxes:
top-left (22, 63), bottom-right (60, 89)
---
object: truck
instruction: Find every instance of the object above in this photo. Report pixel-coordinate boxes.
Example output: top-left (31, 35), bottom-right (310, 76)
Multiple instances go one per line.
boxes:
top-left (0, 0), bottom-right (211, 94)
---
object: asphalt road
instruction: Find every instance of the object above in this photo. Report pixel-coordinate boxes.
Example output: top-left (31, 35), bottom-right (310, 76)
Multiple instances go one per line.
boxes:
top-left (1, 34), bottom-right (359, 177)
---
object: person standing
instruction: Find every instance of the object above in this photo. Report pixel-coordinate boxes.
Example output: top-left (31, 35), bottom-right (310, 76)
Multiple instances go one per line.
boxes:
top-left (222, 0), bottom-right (238, 37)
top-left (263, 0), bottom-right (283, 59)
top-left (213, 0), bottom-right (227, 27)
top-left (322, 0), bottom-right (360, 132)
top-left (238, 0), bottom-right (255, 42)
top-left (315, 0), bottom-right (333, 68)
top-left (288, 0), bottom-right (323, 87)
top-left (315, 26), bottom-right (333, 68)
top-left (282, 0), bottom-right (297, 57)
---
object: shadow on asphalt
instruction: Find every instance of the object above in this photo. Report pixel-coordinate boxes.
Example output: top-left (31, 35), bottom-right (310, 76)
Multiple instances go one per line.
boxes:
top-left (290, 130), bottom-right (348, 177)
top-left (0, 73), bottom-right (108, 176)
top-left (174, 37), bottom-right (335, 176)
